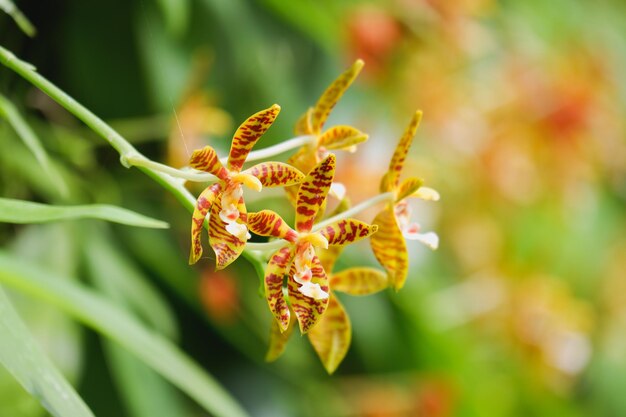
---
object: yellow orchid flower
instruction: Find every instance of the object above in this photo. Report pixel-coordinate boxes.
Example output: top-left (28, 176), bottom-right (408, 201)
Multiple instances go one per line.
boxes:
top-left (370, 111), bottom-right (440, 290)
top-left (189, 104), bottom-right (305, 269)
top-left (247, 154), bottom-right (378, 334)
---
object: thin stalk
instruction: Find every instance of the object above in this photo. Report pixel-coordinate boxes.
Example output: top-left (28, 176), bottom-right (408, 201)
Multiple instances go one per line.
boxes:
top-left (237, 135), bottom-right (314, 163)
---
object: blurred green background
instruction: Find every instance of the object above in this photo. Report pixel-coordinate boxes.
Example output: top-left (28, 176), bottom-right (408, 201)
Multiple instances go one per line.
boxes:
top-left (2, 0), bottom-right (626, 416)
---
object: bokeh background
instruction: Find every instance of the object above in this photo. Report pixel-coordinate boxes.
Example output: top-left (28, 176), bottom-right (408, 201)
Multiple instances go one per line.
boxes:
top-left (2, 0), bottom-right (626, 416)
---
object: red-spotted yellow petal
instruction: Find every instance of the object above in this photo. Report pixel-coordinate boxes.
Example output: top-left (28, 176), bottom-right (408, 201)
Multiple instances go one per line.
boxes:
top-left (189, 183), bottom-right (222, 265)
top-left (265, 246), bottom-right (294, 332)
top-left (294, 107), bottom-right (314, 135)
top-left (307, 294), bottom-right (351, 374)
top-left (189, 146), bottom-right (228, 180)
top-left (287, 254), bottom-right (329, 334)
top-left (248, 210), bottom-right (298, 242)
top-left (370, 206), bottom-right (408, 290)
top-left (243, 162), bottom-right (305, 188)
top-left (395, 177), bottom-right (424, 203)
top-left (318, 125), bottom-right (368, 151)
top-left (285, 146), bottom-right (318, 205)
top-left (330, 267), bottom-right (388, 295)
top-left (265, 308), bottom-right (296, 362)
top-left (318, 219), bottom-right (378, 246)
top-left (227, 104), bottom-right (281, 172)
top-left (208, 193), bottom-right (247, 270)
top-left (295, 154), bottom-right (336, 233)
top-left (382, 110), bottom-right (423, 192)
top-left (311, 59), bottom-right (364, 134)
top-left (316, 246), bottom-right (343, 274)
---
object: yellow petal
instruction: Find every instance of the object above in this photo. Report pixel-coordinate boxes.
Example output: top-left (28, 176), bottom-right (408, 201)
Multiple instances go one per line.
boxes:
top-left (410, 186), bottom-right (440, 201)
top-left (318, 219), bottom-right (378, 246)
top-left (243, 162), bottom-right (305, 188)
top-left (265, 309), bottom-right (296, 362)
top-left (294, 107), bottom-right (314, 135)
top-left (265, 246), bottom-right (294, 332)
top-left (287, 254), bottom-right (329, 334)
top-left (228, 104), bottom-right (281, 172)
top-left (382, 110), bottom-right (422, 192)
top-left (232, 172), bottom-right (263, 192)
top-left (189, 146), bottom-right (228, 180)
top-left (395, 177), bottom-right (424, 203)
top-left (307, 294), bottom-right (351, 374)
top-left (318, 125), bottom-right (368, 151)
top-left (208, 192), bottom-right (247, 270)
top-left (248, 210), bottom-right (297, 242)
top-left (330, 267), bottom-right (388, 295)
top-left (189, 183), bottom-right (222, 265)
top-left (310, 60), bottom-right (364, 134)
top-left (370, 206), bottom-right (408, 290)
top-left (295, 154), bottom-right (336, 233)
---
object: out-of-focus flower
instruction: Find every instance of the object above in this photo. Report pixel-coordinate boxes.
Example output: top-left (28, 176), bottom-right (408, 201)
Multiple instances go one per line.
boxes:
top-left (371, 111), bottom-right (439, 289)
top-left (248, 155), bottom-right (378, 334)
top-left (199, 269), bottom-right (239, 324)
top-left (189, 104), bottom-right (304, 268)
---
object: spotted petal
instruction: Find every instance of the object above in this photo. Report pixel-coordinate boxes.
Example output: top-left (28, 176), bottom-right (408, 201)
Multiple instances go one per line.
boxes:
top-left (318, 219), bottom-right (378, 246)
top-left (248, 210), bottom-right (297, 242)
top-left (265, 246), bottom-right (294, 332)
top-left (189, 183), bottom-right (222, 265)
top-left (265, 308), bottom-right (296, 362)
top-left (330, 267), bottom-right (388, 295)
top-left (370, 206), bottom-right (409, 290)
top-left (227, 104), bottom-right (281, 172)
top-left (244, 162), bottom-right (305, 188)
top-left (318, 125), bottom-right (368, 151)
top-left (189, 146), bottom-right (228, 180)
top-left (395, 177), bottom-right (424, 203)
top-left (294, 107), bottom-right (314, 135)
top-left (382, 111), bottom-right (423, 192)
top-left (295, 154), bottom-right (336, 233)
top-left (311, 59), bottom-right (364, 134)
top-left (287, 254), bottom-right (329, 334)
top-left (307, 294), bottom-right (351, 374)
top-left (208, 192), bottom-right (247, 270)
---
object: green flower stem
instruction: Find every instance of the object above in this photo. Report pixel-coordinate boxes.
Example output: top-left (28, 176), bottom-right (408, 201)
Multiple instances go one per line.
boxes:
top-left (245, 191), bottom-right (394, 253)
top-left (240, 135), bottom-right (314, 163)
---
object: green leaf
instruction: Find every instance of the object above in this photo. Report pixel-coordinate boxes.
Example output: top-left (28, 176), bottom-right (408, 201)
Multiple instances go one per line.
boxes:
top-left (153, 0), bottom-right (189, 37)
top-left (0, 286), bottom-right (94, 417)
top-left (0, 0), bottom-right (36, 37)
top-left (0, 198), bottom-right (169, 229)
top-left (0, 251), bottom-right (250, 417)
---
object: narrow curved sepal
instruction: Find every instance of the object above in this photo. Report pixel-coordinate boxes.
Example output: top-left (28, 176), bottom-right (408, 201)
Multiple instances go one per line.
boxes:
top-left (287, 255), bottom-right (329, 334)
top-left (295, 154), bottom-right (336, 233)
top-left (330, 267), bottom-right (388, 295)
top-left (189, 146), bottom-right (228, 180)
top-left (370, 206), bottom-right (408, 290)
top-left (189, 183), bottom-right (222, 265)
top-left (265, 311), bottom-right (295, 362)
top-left (208, 193), bottom-right (247, 270)
top-left (382, 111), bottom-right (422, 192)
top-left (244, 162), bottom-right (305, 188)
top-left (311, 59), bottom-right (364, 134)
top-left (265, 246), bottom-right (294, 332)
top-left (395, 177), bottom-right (424, 203)
top-left (316, 245), bottom-right (342, 275)
top-left (228, 104), bottom-right (281, 172)
top-left (307, 295), bottom-right (351, 374)
top-left (294, 107), bottom-right (314, 136)
top-left (248, 210), bottom-right (297, 242)
top-left (319, 219), bottom-right (378, 246)
top-left (318, 125), bottom-right (368, 151)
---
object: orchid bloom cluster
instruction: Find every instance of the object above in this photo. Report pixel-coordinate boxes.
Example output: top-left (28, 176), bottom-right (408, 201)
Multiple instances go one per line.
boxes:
top-left (187, 60), bottom-right (439, 373)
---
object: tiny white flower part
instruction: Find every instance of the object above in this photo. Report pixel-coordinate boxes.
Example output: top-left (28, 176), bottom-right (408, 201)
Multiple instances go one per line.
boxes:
top-left (329, 182), bottom-right (346, 200)
top-left (413, 186), bottom-right (440, 201)
top-left (298, 281), bottom-right (329, 300)
top-left (394, 200), bottom-right (438, 250)
top-left (225, 221), bottom-right (251, 241)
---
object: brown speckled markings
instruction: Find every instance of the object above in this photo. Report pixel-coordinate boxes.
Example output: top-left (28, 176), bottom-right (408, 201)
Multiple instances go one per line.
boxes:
top-left (244, 162), bottom-right (304, 188)
top-left (287, 255), bottom-right (329, 334)
top-left (307, 294), bottom-right (351, 374)
top-left (227, 104), bottom-right (281, 172)
top-left (189, 146), bottom-right (229, 180)
top-left (247, 210), bottom-right (298, 242)
top-left (370, 205), bottom-right (409, 290)
top-left (265, 246), bottom-right (295, 331)
top-left (189, 183), bottom-right (222, 265)
top-left (207, 194), bottom-right (247, 270)
top-left (295, 154), bottom-right (336, 232)
top-left (395, 177), bottom-right (423, 203)
top-left (318, 125), bottom-right (368, 150)
top-left (384, 111), bottom-right (422, 192)
top-left (320, 219), bottom-right (378, 247)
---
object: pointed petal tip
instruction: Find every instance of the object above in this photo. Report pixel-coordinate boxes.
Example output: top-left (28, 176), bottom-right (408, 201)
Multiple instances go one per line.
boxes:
top-left (271, 103), bottom-right (281, 112)
top-left (354, 58), bottom-right (365, 70)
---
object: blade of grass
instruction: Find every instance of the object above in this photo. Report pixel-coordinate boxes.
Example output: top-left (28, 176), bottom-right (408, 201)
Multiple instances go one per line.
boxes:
top-left (0, 251), bottom-right (250, 417)
top-left (0, 93), bottom-right (68, 196)
top-left (0, 286), bottom-right (94, 417)
top-left (0, 0), bottom-right (36, 37)
top-left (0, 198), bottom-right (169, 229)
